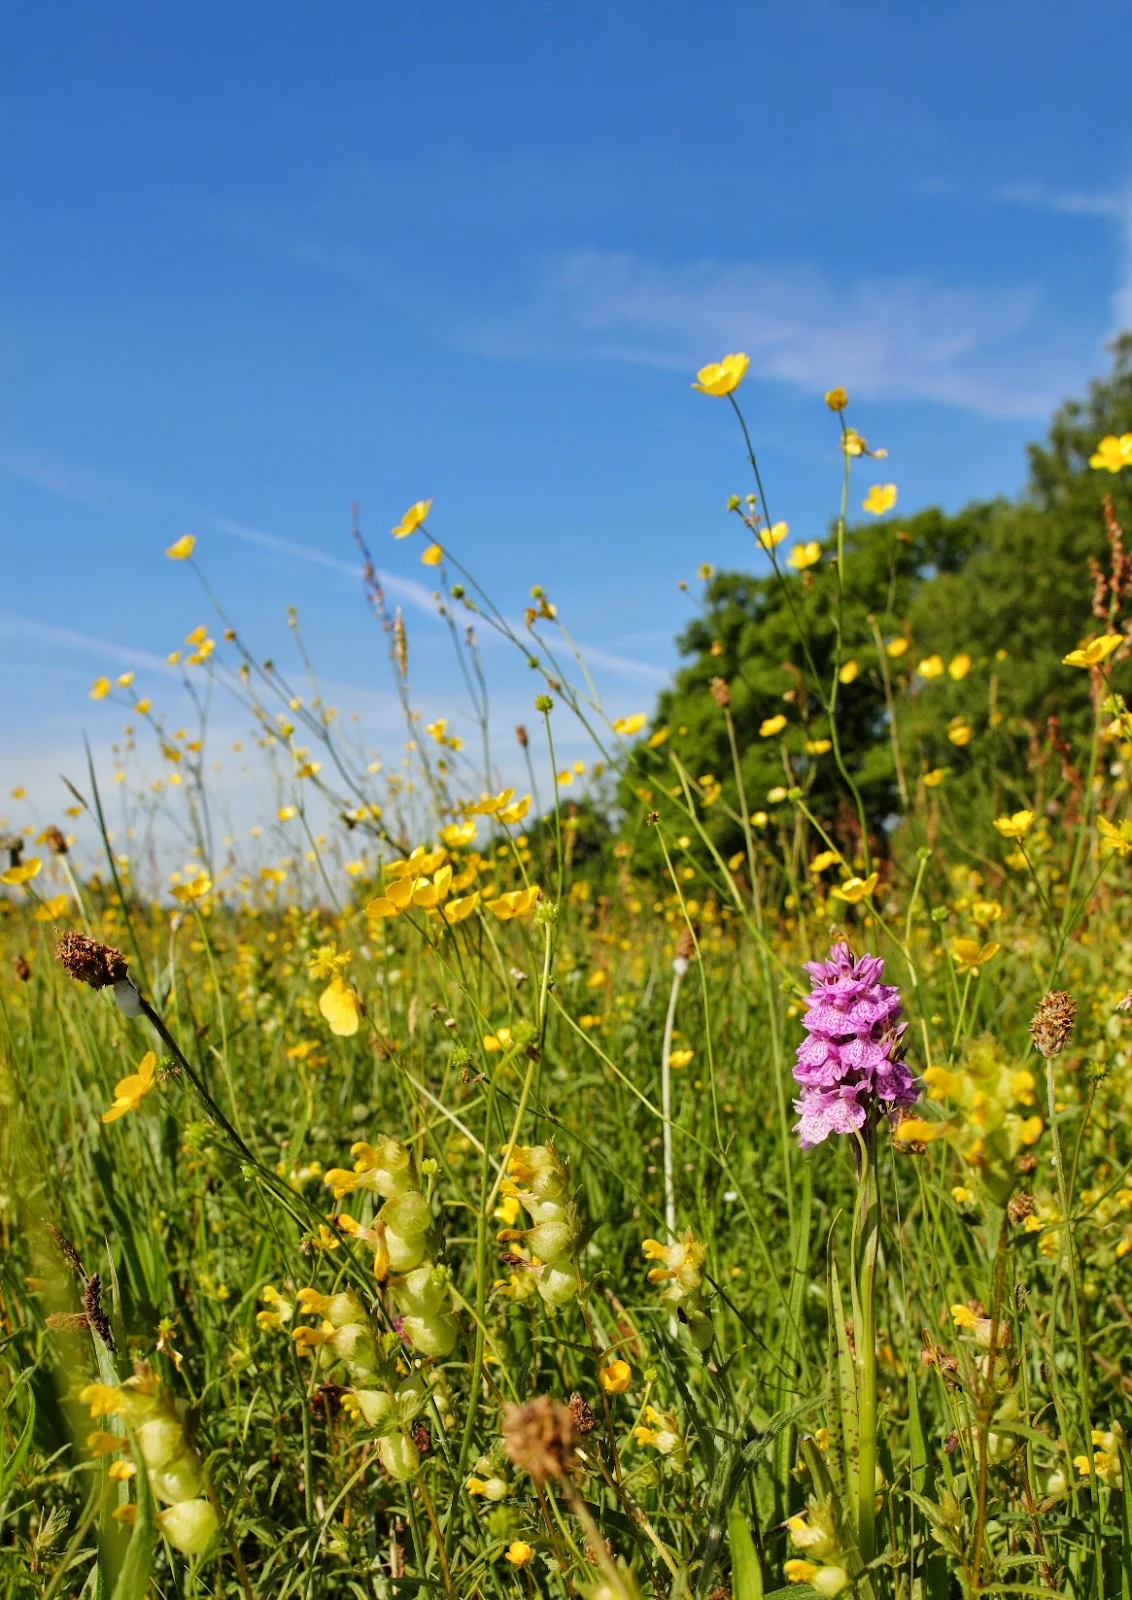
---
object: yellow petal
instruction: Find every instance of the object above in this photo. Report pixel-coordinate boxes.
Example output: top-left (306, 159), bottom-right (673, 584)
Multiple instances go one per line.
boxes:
top-left (165, 534), bottom-right (196, 560)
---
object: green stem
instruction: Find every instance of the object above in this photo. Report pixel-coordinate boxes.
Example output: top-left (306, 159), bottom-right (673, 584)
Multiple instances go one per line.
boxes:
top-left (856, 1131), bottom-right (880, 1566)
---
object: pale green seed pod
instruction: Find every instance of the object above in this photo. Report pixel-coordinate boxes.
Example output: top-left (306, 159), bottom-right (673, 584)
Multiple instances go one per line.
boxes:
top-left (378, 1431), bottom-right (420, 1482)
top-left (135, 1417), bottom-right (186, 1472)
top-left (385, 1229), bottom-right (428, 1274)
top-left (524, 1196), bottom-right (567, 1225)
top-left (370, 1137), bottom-right (413, 1197)
top-left (331, 1322), bottom-right (379, 1375)
top-left (320, 1290), bottom-right (368, 1328)
top-left (394, 1370), bottom-right (428, 1426)
top-left (536, 1262), bottom-right (578, 1308)
top-left (157, 1497), bottom-right (219, 1556)
top-left (527, 1218), bottom-right (575, 1264)
top-left (685, 1311), bottom-right (714, 1351)
top-left (812, 1568), bottom-right (851, 1598)
top-left (350, 1388), bottom-right (394, 1429)
top-left (400, 1312), bottom-right (459, 1357)
top-left (151, 1454), bottom-right (203, 1505)
top-left (381, 1191), bottom-right (431, 1238)
top-left (393, 1264), bottom-right (449, 1319)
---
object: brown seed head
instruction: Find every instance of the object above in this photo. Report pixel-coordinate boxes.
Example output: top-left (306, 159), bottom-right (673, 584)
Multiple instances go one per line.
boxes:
top-left (674, 926), bottom-right (697, 963)
top-left (1030, 990), bottom-right (1076, 1059)
top-left (515, 723), bottom-right (529, 749)
top-left (14, 954), bottom-right (31, 983)
top-left (393, 608), bottom-right (408, 678)
top-left (502, 1395), bottom-right (578, 1484)
top-left (1007, 1191), bottom-right (1035, 1226)
top-left (46, 1312), bottom-right (92, 1335)
top-left (83, 1273), bottom-right (117, 1354)
top-left (709, 676), bottom-right (731, 708)
top-left (0, 833), bottom-right (23, 869)
top-left (54, 931), bottom-right (128, 990)
top-left (43, 825), bottom-right (68, 856)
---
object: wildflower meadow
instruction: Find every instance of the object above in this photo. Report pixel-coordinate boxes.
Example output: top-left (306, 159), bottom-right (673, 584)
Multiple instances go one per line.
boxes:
top-left (5, 346), bottom-right (1132, 1600)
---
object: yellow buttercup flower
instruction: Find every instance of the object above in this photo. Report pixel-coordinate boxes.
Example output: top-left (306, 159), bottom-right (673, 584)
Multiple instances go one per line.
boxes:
top-left (886, 637), bottom-right (909, 659)
top-left (1089, 434), bottom-right (1132, 473)
top-left (90, 677), bottom-right (111, 700)
top-left (952, 939), bottom-right (1001, 975)
top-left (922, 767), bottom-right (947, 788)
top-left (486, 885), bottom-right (541, 920)
top-left (757, 520), bottom-right (789, 550)
top-left (787, 541), bottom-right (821, 571)
top-left (1063, 633), bottom-right (1123, 669)
top-left (420, 543), bottom-right (443, 566)
top-left (1098, 816), bottom-right (1132, 857)
top-left (948, 652), bottom-right (972, 680)
top-left (171, 872), bottom-right (212, 903)
top-left (165, 534), bottom-right (196, 560)
top-left (599, 1358), bottom-right (632, 1393)
top-left (830, 872), bottom-right (878, 904)
top-left (993, 810), bottom-right (1034, 840)
top-left (692, 353), bottom-right (750, 397)
top-left (760, 713), bottom-right (787, 737)
top-left (838, 660), bottom-right (859, 684)
top-left (391, 499), bottom-right (433, 539)
top-left (862, 483), bottom-right (897, 515)
top-left (668, 1049), bottom-right (694, 1069)
top-left (612, 712), bottom-right (647, 736)
top-left (318, 978), bottom-right (361, 1037)
top-left (1, 857), bottom-right (42, 886)
top-left (504, 1541), bottom-right (533, 1567)
top-left (102, 1051), bottom-right (158, 1123)
top-left (947, 716), bottom-right (973, 747)
top-left (824, 386), bottom-right (848, 411)
top-left (917, 654), bottom-right (945, 679)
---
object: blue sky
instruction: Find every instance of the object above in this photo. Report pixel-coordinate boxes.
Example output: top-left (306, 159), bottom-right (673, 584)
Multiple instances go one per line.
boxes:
top-left (4, 1), bottom-right (1132, 838)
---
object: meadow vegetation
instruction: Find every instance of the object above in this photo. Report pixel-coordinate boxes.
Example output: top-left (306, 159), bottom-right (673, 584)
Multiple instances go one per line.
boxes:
top-left (3, 345), bottom-right (1132, 1599)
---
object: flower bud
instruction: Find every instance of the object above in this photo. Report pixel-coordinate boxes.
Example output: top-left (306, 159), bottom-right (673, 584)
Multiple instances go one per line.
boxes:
top-left (157, 1497), bottom-right (219, 1556)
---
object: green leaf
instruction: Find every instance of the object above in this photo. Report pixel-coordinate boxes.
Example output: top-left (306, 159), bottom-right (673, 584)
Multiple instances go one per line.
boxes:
top-left (727, 1508), bottom-right (764, 1600)
top-left (111, 1449), bottom-right (154, 1600)
top-left (0, 1383), bottom-right (36, 1504)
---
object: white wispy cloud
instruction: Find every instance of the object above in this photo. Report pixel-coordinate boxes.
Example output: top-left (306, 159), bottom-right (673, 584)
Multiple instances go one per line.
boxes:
top-left (205, 512), bottom-right (667, 684)
top-left (995, 181), bottom-right (1132, 338)
top-left (0, 613), bottom-right (172, 673)
top-left (459, 248), bottom-right (1098, 419)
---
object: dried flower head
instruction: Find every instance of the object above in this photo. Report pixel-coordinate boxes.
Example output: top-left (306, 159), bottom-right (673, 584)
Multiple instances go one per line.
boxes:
top-left (568, 1392), bottom-right (598, 1435)
top-left (14, 954), bottom-right (31, 983)
top-left (515, 723), bottom-right (529, 749)
top-left (1007, 1191), bottom-right (1035, 1226)
top-left (502, 1396), bottom-right (577, 1484)
top-left (1029, 990), bottom-right (1076, 1059)
top-left (55, 932), bottom-right (129, 990)
top-left (83, 1273), bottom-right (117, 1354)
top-left (42, 824), bottom-right (68, 855)
top-left (709, 676), bottom-right (731, 708)
top-left (674, 926), bottom-right (697, 964)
